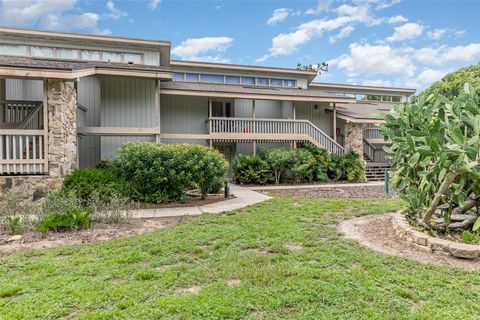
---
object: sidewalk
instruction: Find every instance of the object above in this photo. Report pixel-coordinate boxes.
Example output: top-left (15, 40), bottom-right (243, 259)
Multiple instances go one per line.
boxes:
top-left (131, 184), bottom-right (271, 219)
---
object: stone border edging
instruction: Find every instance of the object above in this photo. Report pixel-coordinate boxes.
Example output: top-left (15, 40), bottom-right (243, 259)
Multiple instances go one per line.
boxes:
top-left (391, 212), bottom-right (480, 259)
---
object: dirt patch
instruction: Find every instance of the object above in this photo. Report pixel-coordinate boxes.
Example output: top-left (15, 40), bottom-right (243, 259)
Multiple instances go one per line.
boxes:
top-left (175, 285), bottom-right (201, 294)
top-left (138, 193), bottom-right (234, 209)
top-left (227, 278), bottom-right (242, 287)
top-left (267, 185), bottom-right (393, 199)
top-left (338, 213), bottom-right (480, 271)
top-left (285, 243), bottom-right (303, 251)
top-left (0, 217), bottom-right (182, 256)
top-left (241, 248), bottom-right (278, 256)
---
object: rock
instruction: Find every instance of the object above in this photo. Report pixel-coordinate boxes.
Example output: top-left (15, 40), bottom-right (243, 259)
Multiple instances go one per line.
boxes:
top-left (408, 230), bottom-right (429, 246)
top-left (7, 235), bottom-right (22, 242)
top-left (450, 214), bottom-right (474, 222)
top-left (427, 237), bottom-right (451, 252)
top-left (448, 242), bottom-right (479, 259)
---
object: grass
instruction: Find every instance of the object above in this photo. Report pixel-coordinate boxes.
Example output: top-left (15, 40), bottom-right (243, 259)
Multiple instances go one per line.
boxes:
top-left (1, 196), bottom-right (480, 319)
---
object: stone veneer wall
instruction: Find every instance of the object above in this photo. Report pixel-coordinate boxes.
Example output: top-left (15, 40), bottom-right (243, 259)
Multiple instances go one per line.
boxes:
top-left (343, 122), bottom-right (363, 156)
top-left (0, 80), bottom-right (77, 202)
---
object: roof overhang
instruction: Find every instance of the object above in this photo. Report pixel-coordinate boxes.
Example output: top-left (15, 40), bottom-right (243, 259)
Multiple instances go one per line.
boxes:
top-left (0, 66), bottom-right (173, 80)
top-left (160, 88), bottom-right (354, 103)
top-left (311, 82), bottom-right (416, 96)
top-left (325, 109), bottom-right (386, 123)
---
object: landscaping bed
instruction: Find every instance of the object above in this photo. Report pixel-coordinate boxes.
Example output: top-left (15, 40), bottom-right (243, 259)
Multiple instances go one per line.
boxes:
top-left (137, 192), bottom-right (234, 209)
top-left (265, 184), bottom-right (392, 198)
top-left (0, 217), bottom-right (182, 256)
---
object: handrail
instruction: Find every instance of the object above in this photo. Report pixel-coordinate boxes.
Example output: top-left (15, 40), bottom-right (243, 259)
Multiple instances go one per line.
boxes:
top-left (209, 117), bottom-right (345, 155)
top-left (19, 102), bottom-right (43, 129)
top-left (363, 139), bottom-right (375, 161)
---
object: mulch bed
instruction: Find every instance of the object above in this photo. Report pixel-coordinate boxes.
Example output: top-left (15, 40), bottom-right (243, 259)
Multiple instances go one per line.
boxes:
top-left (138, 193), bottom-right (234, 209)
top-left (266, 185), bottom-right (394, 198)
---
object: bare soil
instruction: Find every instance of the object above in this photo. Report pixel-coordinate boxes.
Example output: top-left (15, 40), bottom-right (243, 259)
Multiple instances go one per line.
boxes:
top-left (338, 213), bottom-right (480, 271)
top-left (267, 185), bottom-right (393, 198)
top-left (0, 217), bottom-right (182, 256)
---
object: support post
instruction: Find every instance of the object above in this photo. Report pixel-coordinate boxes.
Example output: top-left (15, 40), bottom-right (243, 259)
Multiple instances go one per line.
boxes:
top-left (292, 102), bottom-right (297, 149)
top-left (155, 79), bottom-right (161, 143)
top-left (333, 102), bottom-right (337, 142)
top-left (252, 99), bottom-right (256, 155)
top-left (43, 79), bottom-right (48, 174)
top-left (0, 78), bottom-right (5, 126)
top-left (208, 98), bottom-right (212, 147)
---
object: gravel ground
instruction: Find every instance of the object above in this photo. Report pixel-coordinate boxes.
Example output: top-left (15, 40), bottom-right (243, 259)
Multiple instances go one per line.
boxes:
top-left (265, 185), bottom-right (395, 198)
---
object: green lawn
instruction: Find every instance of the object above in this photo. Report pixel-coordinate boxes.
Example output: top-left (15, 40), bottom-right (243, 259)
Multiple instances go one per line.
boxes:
top-left (1, 196), bottom-right (480, 319)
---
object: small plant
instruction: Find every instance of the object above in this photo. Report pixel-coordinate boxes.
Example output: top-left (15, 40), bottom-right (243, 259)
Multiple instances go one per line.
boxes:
top-left (37, 209), bottom-right (92, 233)
top-left (291, 149), bottom-right (316, 183)
top-left (179, 194), bottom-right (189, 204)
top-left (0, 190), bottom-right (37, 235)
top-left (266, 148), bottom-right (295, 184)
top-left (88, 191), bottom-right (133, 224)
top-left (233, 154), bottom-right (273, 185)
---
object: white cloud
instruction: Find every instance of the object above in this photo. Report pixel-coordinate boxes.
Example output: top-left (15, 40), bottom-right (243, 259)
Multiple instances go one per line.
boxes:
top-left (106, 0), bottom-right (127, 19)
top-left (267, 8), bottom-right (290, 26)
top-left (0, 0), bottom-right (107, 33)
top-left (387, 15), bottom-right (407, 24)
top-left (417, 69), bottom-right (446, 83)
top-left (306, 0), bottom-right (332, 15)
top-left (387, 22), bottom-right (424, 42)
top-left (362, 79), bottom-right (392, 87)
top-left (172, 37), bottom-right (233, 62)
top-left (149, 0), bottom-right (161, 10)
top-left (427, 28), bottom-right (447, 40)
top-left (330, 43), bottom-right (416, 78)
top-left (329, 26), bottom-right (354, 44)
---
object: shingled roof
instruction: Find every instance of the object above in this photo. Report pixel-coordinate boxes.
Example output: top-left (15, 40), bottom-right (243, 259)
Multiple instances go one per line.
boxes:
top-left (327, 101), bottom-right (395, 123)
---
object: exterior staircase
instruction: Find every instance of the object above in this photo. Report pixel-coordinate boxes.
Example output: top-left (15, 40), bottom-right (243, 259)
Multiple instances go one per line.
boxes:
top-left (365, 162), bottom-right (390, 181)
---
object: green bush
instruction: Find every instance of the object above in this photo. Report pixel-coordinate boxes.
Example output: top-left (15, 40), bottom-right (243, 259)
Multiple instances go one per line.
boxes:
top-left (0, 190), bottom-right (37, 235)
top-left (330, 152), bottom-right (365, 182)
top-left (266, 148), bottom-right (295, 184)
top-left (301, 144), bottom-right (331, 182)
top-left (233, 154), bottom-right (273, 185)
top-left (291, 148), bottom-right (317, 183)
top-left (118, 142), bottom-right (228, 203)
top-left (62, 168), bottom-right (134, 203)
top-left (38, 191), bottom-right (92, 233)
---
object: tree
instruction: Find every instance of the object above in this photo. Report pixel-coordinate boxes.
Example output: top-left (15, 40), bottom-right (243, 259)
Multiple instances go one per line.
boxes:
top-left (381, 84), bottom-right (480, 230)
top-left (296, 62), bottom-right (329, 75)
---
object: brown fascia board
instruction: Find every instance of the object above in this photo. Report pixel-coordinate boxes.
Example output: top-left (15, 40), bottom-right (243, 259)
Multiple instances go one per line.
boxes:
top-left (0, 27), bottom-right (171, 49)
top-left (310, 82), bottom-right (416, 95)
top-left (171, 60), bottom-right (318, 81)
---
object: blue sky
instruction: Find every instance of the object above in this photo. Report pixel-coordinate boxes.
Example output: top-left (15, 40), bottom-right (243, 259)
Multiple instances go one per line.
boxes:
top-left (1, 0), bottom-right (479, 91)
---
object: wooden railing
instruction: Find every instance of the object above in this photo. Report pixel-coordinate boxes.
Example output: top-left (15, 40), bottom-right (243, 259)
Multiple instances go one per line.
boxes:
top-left (363, 139), bottom-right (387, 163)
top-left (1, 100), bottom-right (43, 129)
top-left (363, 127), bottom-right (383, 140)
top-left (0, 130), bottom-right (47, 175)
top-left (209, 117), bottom-right (345, 155)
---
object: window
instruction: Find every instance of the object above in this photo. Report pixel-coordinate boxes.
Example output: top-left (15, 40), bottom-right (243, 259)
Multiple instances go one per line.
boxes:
top-left (103, 51), bottom-right (122, 63)
top-left (271, 79), bottom-right (282, 87)
top-left (200, 74), bottom-right (224, 83)
top-left (256, 78), bottom-right (269, 86)
top-left (31, 46), bottom-right (54, 58)
top-left (56, 48), bottom-right (79, 59)
top-left (392, 96), bottom-right (401, 102)
top-left (0, 44), bottom-right (28, 56)
top-left (173, 72), bottom-right (185, 81)
top-left (242, 77), bottom-right (254, 85)
top-left (185, 73), bottom-right (199, 81)
top-left (226, 76), bottom-right (241, 84)
top-left (284, 79), bottom-right (296, 88)
top-left (124, 53), bottom-right (142, 64)
top-left (81, 50), bottom-right (101, 61)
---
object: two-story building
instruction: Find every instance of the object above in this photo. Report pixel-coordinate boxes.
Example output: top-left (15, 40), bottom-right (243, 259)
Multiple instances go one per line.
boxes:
top-left (0, 27), bottom-right (415, 195)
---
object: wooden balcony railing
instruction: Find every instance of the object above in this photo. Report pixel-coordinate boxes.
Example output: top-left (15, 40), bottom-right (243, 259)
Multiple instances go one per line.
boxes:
top-left (0, 130), bottom-right (47, 175)
top-left (363, 127), bottom-right (383, 140)
top-left (209, 117), bottom-right (345, 155)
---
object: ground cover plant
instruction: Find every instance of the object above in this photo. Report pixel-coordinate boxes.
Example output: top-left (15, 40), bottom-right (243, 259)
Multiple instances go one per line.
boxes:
top-left (233, 144), bottom-right (365, 185)
top-left (2, 196), bottom-right (480, 319)
top-left (382, 84), bottom-right (480, 233)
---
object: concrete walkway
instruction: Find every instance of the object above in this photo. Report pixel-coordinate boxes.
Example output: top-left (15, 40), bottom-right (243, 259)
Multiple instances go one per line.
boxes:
top-left (131, 184), bottom-right (271, 219)
top-left (250, 181), bottom-right (383, 191)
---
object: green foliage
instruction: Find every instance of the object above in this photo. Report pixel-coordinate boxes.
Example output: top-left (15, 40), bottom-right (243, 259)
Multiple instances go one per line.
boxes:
top-left (462, 230), bottom-right (480, 244)
top-left (118, 142), bottom-right (227, 203)
top-left (302, 143), bottom-right (332, 182)
top-left (233, 154), bottom-right (273, 185)
top-left (291, 148), bottom-right (317, 183)
top-left (382, 83), bottom-right (480, 222)
top-left (418, 64), bottom-right (480, 102)
top-left (330, 152), bottom-right (366, 182)
top-left (0, 190), bottom-right (37, 235)
top-left (38, 190), bottom-right (92, 233)
top-left (266, 148), bottom-right (295, 184)
top-left (62, 168), bottom-right (134, 203)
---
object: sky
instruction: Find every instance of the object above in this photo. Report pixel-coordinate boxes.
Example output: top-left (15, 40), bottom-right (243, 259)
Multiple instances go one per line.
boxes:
top-left (0, 0), bottom-right (479, 91)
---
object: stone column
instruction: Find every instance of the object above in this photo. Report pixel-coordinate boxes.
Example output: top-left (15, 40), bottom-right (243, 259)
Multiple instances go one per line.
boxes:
top-left (344, 122), bottom-right (363, 157)
top-left (47, 80), bottom-right (77, 180)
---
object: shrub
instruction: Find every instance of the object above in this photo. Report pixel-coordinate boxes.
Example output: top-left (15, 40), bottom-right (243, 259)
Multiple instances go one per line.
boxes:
top-left (62, 168), bottom-right (134, 203)
top-left (0, 190), bottom-right (37, 235)
top-left (233, 154), bottom-right (273, 185)
top-left (266, 148), bottom-right (295, 184)
top-left (88, 191), bottom-right (133, 224)
top-left (291, 148), bottom-right (317, 183)
top-left (38, 191), bottom-right (92, 233)
top-left (301, 144), bottom-right (331, 182)
top-left (119, 142), bottom-right (228, 203)
top-left (330, 152), bottom-right (365, 182)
